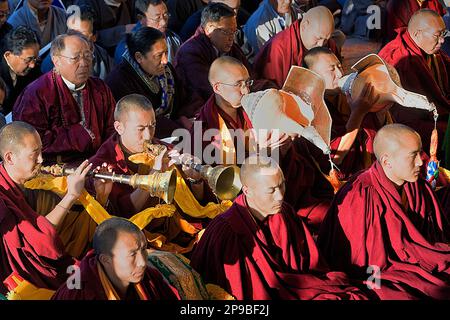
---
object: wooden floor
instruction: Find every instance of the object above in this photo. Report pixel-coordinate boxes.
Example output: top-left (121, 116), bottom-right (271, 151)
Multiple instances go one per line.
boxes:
top-left (341, 36), bottom-right (383, 73)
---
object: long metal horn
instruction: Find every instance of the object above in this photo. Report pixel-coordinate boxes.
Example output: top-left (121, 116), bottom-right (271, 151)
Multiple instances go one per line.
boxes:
top-left (40, 165), bottom-right (177, 204)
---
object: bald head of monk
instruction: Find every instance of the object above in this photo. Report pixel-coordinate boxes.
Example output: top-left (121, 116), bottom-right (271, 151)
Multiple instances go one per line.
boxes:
top-left (408, 9), bottom-right (447, 55)
top-left (209, 56), bottom-right (251, 108)
top-left (114, 94), bottom-right (156, 154)
top-left (300, 6), bottom-right (335, 50)
top-left (373, 124), bottom-right (423, 187)
top-left (240, 155), bottom-right (285, 221)
top-left (0, 121), bottom-right (43, 184)
top-left (93, 217), bottom-right (148, 294)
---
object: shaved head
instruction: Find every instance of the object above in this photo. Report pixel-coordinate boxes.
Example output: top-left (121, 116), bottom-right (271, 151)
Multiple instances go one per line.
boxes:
top-left (0, 121), bottom-right (38, 159)
top-left (93, 217), bottom-right (145, 256)
top-left (240, 155), bottom-right (282, 188)
top-left (208, 56), bottom-right (246, 84)
top-left (209, 56), bottom-right (250, 108)
top-left (408, 9), bottom-right (446, 54)
top-left (114, 94), bottom-right (155, 123)
top-left (373, 124), bottom-right (423, 186)
top-left (240, 155), bottom-right (285, 220)
top-left (301, 6), bottom-right (335, 50)
top-left (373, 124), bottom-right (421, 161)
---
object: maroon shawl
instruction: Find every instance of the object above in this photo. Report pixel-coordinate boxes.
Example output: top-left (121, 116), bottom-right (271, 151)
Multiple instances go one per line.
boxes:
top-left (318, 161), bottom-right (450, 299)
top-left (253, 19), bottom-right (341, 89)
top-left (12, 71), bottom-right (116, 164)
top-left (190, 194), bottom-right (368, 300)
top-left (0, 164), bottom-right (73, 295)
top-left (51, 250), bottom-right (179, 300)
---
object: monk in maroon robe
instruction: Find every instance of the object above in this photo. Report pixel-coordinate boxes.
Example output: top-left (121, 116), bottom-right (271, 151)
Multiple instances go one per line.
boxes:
top-left (385, 0), bottom-right (446, 43)
top-left (379, 9), bottom-right (450, 155)
top-left (174, 3), bottom-right (253, 118)
top-left (190, 155), bottom-right (369, 300)
top-left (304, 47), bottom-right (392, 179)
top-left (253, 6), bottom-right (340, 89)
top-left (190, 57), bottom-right (334, 231)
top-left (13, 33), bottom-right (115, 165)
top-left (52, 218), bottom-right (180, 300)
top-left (0, 122), bottom-right (95, 295)
top-left (318, 124), bottom-right (450, 300)
top-left (88, 94), bottom-right (204, 248)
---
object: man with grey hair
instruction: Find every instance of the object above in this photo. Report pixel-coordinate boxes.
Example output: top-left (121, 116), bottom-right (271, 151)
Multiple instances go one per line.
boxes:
top-left (52, 217), bottom-right (180, 300)
top-left (13, 31), bottom-right (116, 165)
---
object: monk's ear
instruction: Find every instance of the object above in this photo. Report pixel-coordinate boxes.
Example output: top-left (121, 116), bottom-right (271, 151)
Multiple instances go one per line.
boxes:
top-left (3, 51), bottom-right (12, 59)
top-left (211, 82), bottom-right (221, 94)
top-left (3, 151), bottom-right (15, 166)
top-left (380, 154), bottom-right (391, 168)
top-left (114, 120), bottom-right (125, 135)
top-left (242, 185), bottom-right (250, 197)
top-left (98, 253), bottom-right (111, 266)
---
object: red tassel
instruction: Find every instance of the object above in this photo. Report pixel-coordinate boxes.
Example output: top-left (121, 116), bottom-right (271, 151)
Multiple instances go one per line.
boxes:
top-left (328, 168), bottom-right (343, 194)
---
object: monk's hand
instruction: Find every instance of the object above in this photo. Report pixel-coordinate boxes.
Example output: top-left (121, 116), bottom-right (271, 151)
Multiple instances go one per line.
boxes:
top-left (348, 82), bottom-right (380, 116)
top-left (168, 149), bottom-right (202, 182)
top-left (66, 160), bottom-right (92, 199)
top-left (93, 162), bottom-right (114, 206)
top-left (152, 145), bottom-right (169, 171)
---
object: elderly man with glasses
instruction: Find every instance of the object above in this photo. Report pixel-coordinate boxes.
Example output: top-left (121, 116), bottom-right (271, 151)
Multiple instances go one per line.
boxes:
top-left (0, 25), bottom-right (41, 115)
top-left (379, 9), bottom-right (450, 159)
top-left (13, 31), bottom-right (116, 165)
top-left (115, 0), bottom-right (182, 64)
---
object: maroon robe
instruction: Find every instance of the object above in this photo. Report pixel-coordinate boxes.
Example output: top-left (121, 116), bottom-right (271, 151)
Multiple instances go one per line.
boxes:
top-left (190, 194), bottom-right (369, 300)
top-left (190, 95), bottom-right (253, 164)
top-left (51, 250), bottom-right (180, 300)
top-left (385, 0), bottom-right (446, 43)
top-left (253, 19), bottom-right (341, 89)
top-left (0, 164), bottom-right (74, 295)
top-left (192, 95), bottom-right (334, 231)
top-left (318, 161), bottom-right (450, 299)
top-left (324, 92), bottom-right (387, 180)
top-left (378, 28), bottom-right (450, 154)
top-left (12, 71), bottom-right (116, 164)
top-left (174, 27), bottom-right (253, 117)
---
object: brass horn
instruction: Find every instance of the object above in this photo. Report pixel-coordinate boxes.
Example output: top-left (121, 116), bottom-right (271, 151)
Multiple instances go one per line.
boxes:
top-left (184, 161), bottom-right (242, 201)
top-left (40, 164), bottom-right (177, 204)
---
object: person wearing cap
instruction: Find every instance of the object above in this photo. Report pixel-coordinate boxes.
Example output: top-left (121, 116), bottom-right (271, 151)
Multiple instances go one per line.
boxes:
top-left (253, 6), bottom-right (341, 88)
top-left (190, 154), bottom-right (369, 300)
top-left (304, 47), bottom-right (392, 180)
top-left (379, 9), bottom-right (449, 158)
top-left (318, 124), bottom-right (450, 300)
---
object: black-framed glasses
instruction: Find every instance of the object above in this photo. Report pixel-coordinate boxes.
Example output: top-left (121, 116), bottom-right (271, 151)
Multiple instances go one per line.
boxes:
top-left (217, 79), bottom-right (254, 89)
top-left (58, 52), bottom-right (95, 64)
top-left (147, 12), bottom-right (171, 23)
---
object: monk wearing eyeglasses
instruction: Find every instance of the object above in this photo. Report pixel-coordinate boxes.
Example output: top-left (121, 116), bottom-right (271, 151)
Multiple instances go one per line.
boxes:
top-left (379, 9), bottom-right (450, 159)
top-left (13, 31), bottom-right (116, 165)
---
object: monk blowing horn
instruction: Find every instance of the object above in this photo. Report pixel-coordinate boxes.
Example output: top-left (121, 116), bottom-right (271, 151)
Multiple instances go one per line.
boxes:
top-left (338, 53), bottom-right (437, 113)
top-left (40, 164), bottom-right (177, 204)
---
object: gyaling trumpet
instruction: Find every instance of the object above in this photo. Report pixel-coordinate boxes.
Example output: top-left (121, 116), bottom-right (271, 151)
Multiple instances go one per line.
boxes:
top-left (40, 164), bottom-right (177, 204)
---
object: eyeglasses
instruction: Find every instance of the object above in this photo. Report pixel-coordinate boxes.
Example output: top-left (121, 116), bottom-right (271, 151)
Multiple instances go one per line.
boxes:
top-left (19, 56), bottom-right (40, 64)
top-left (0, 10), bottom-right (9, 19)
top-left (217, 28), bottom-right (239, 38)
top-left (147, 12), bottom-right (171, 23)
top-left (58, 52), bottom-right (95, 64)
top-left (217, 79), bottom-right (254, 89)
top-left (420, 29), bottom-right (450, 41)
